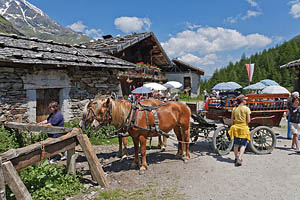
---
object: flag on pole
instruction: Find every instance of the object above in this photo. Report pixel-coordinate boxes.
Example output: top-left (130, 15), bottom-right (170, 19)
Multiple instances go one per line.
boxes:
top-left (245, 63), bottom-right (255, 82)
top-left (249, 63), bottom-right (254, 82)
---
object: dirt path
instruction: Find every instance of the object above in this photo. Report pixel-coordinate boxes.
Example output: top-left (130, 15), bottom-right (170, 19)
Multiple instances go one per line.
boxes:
top-left (71, 119), bottom-right (300, 200)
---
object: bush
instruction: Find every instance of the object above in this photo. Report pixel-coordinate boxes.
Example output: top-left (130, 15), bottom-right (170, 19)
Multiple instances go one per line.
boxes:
top-left (6, 160), bottom-right (85, 200)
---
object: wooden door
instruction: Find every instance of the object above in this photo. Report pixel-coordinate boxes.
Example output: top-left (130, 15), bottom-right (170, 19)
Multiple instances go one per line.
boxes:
top-left (36, 89), bottom-right (60, 123)
top-left (184, 77), bottom-right (191, 89)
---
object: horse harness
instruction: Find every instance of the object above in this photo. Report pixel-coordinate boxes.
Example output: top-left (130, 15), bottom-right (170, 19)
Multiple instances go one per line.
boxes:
top-left (129, 101), bottom-right (171, 138)
top-left (93, 100), bottom-right (171, 138)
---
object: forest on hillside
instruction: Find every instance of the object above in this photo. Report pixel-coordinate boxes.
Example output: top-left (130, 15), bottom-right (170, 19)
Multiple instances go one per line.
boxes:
top-left (201, 36), bottom-right (299, 92)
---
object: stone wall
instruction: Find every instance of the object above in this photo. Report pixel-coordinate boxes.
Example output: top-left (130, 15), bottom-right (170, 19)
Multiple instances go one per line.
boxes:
top-left (0, 66), bottom-right (121, 123)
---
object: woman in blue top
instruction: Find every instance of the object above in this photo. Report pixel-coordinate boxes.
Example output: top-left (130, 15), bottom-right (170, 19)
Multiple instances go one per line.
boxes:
top-left (39, 101), bottom-right (65, 163)
top-left (39, 101), bottom-right (64, 137)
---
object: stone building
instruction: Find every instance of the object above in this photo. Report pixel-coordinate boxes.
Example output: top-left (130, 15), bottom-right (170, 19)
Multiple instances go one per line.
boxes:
top-left (0, 33), bottom-right (136, 123)
top-left (165, 59), bottom-right (205, 97)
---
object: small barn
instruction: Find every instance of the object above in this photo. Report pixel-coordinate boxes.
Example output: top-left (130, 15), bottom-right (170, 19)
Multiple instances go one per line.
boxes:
top-left (85, 32), bottom-right (172, 95)
top-left (0, 33), bottom-right (136, 123)
top-left (164, 59), bottom-right (205, 97)
top-left (280, 60), bottom-right (300, 91)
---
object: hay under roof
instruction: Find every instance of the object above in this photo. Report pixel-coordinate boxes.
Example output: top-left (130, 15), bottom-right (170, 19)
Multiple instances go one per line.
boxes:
top-left (0, 33), bottom-right (136, 69)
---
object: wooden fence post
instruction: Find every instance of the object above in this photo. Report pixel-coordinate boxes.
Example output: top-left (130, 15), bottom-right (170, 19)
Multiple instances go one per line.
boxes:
top-left (76, 134), bottom-right (109, 188)
top-left (0, 157), bottom-right (6, 200)
top-left (66, 148), bottom-right (76, 174)
top-left (2, 161), bottom-right (32, 200)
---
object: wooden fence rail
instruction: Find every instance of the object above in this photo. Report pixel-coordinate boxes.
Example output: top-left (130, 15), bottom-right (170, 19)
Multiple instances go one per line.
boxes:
top-left (0, 123), bottom-right (108, 200)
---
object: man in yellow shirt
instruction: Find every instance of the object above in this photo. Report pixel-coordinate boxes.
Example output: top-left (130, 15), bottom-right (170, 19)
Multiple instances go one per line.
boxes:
top-left (229, 95), bottom-right (251, 166)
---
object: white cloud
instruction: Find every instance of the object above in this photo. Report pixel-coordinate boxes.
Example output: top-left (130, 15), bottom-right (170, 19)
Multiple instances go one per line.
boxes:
top-left (289, 2), bottom-right (300, 18)
top-left (242, 10), bottom-right (262, 20)
top-left (68, 21), bottom-right (86, 32)
top-left (161, 27), bottom-right (272, 57)
top-left (68, 21), bottom-right (103, 39)
top-left (226, 0), bottom-right (261, 23)
top-left (179, 53), bottom-right (218, 66)
top-left (114, 17), bottom-right (151, 33)
top-left (247, 0), bottom-right (258, 7)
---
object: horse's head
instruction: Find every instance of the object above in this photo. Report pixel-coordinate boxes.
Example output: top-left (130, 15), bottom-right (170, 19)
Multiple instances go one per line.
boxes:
top-left (91, 97), bottom-right (112, 129)
top-left (79, 100), bottom-right (96, 130)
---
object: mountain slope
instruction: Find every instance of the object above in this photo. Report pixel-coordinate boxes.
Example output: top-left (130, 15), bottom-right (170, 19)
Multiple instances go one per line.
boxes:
top-left (201, 37), bottom-right (298, 91)
top-left (0, 0), bottom-right (91, 43)
top-left (0, 14), bottom-right (22, 35)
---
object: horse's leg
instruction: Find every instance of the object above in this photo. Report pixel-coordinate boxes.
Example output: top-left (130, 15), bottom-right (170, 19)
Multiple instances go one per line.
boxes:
top-left (162, 136), bottom-right (167, 151)
top-left (130, 136), bottom-right (140, 169)
top-left (182, 126), bottom-right (191, 159)
top-left (139, 134), bottom-right (148, 172)
top-left (117, 136), bottom-right (123, 158)
top-left (149, 136), bottom-right (152, 149)
top-left (158, 136), bottom-right (166, 152)
top-left (174, 125), bottom-right (183, 157)
top-left (122, 136), bottom-right (129, 159)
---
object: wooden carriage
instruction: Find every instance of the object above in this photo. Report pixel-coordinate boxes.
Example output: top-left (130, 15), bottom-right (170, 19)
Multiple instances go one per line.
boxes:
top-left (205, 93), bottom-right (289, 155)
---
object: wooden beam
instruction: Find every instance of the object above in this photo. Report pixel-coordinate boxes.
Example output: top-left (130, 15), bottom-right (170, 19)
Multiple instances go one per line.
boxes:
top-left (76, 134), bottom-right (108, 188)
top-left (0, 157), bottom-right (6, 200)
top-left (2, 122), bottom-right (72, 135)
top-left (66, 149), bottom-right (76, 174)
top-left (2, 161), bottom-right (32, 200)
top-left (0, 129), bottom-right (80, 170)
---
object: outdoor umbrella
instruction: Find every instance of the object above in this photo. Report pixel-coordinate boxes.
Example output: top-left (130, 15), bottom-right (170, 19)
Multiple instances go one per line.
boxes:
top-left (163, 83), bottom-right (175, 88)
top-left (165, 81), bottom-right (183, 89)
top-left (143, 82), bottom-right (167, 90)
top-left (261, 85), bottom-right (290, 94)
top-left (244, 82), bottom-right (266, 90)
top-left (131, 86), bottom-right (152, 94)
top-left (260, 79), bottom-right (279, 86)
top-left (226, 82), bottom-right (242, 90)
top-left (212, 82), bottom-right (235, 90)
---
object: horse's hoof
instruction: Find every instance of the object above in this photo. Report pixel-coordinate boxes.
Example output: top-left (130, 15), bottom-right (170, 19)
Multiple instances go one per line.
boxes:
top-left (161, 147), bottom-right (166, 152)
top-left (139, 170), bottom-right (145, 175)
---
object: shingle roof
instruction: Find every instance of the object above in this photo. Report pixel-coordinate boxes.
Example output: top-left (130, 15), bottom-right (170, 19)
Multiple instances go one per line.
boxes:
top-left (280, 59), bottom-right (300, 70)
top-left (0, 33), bottom-right (136, 69)
top-left (84, 32), bottom-right (171, 67)
top-left (172, 59), bottom-right (205, 75)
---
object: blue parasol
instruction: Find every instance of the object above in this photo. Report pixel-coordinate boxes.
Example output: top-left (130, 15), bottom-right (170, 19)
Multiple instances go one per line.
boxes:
top-left (244, 82), bottom-right (266, 90)
top-left (226, 82), bottom-right (242, 90)
top-left (212, 82), bottom-right (241, 90)
top-left (260, 79), bottom-right (279, 86)
top-left (131, 86), bottom-right (152, 94)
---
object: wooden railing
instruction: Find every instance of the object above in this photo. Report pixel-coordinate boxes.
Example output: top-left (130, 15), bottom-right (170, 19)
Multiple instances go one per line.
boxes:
top-left (0, 123), bottom-right (108, 200)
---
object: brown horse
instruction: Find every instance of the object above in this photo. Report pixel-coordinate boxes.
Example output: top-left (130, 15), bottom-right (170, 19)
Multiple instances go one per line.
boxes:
top-left (79, 98), bottom-right (167, 158)
top-left (90, 97), bottom-right (191, 172)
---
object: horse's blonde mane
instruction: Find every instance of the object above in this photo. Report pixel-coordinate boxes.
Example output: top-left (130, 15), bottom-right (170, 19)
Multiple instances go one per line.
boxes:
top-left (111, 99), bottom-right (131, 129)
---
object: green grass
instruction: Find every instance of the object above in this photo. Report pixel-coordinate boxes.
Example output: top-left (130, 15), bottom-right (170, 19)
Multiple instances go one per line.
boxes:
top-left (95, 185), bottom-right (184, 200)
top-left (179, 95), bottom-right (203, 102)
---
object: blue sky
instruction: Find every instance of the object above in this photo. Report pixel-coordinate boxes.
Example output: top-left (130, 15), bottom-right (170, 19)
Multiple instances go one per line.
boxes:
top-left (28, 0), bottom-right (300, 77)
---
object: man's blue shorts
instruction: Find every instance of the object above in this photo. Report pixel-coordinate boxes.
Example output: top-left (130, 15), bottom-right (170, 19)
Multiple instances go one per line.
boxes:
top-left (234, 138), bottom-right (249, 147)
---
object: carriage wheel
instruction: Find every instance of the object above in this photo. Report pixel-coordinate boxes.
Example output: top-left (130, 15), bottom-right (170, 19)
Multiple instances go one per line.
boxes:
top-left (249, 126), bottom-right (276, 154)
top-left (212, 126), bottom-right (233, 155)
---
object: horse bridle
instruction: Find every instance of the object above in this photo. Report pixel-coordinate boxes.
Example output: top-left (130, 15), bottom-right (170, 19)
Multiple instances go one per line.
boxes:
top-left (92, 102), bottom-right (113, 126)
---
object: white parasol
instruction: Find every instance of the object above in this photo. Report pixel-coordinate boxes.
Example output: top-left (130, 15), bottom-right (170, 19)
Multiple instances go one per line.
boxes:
top-left (143, 82), bottom-right (167, 90)
top-left (165, 81), bottom-right (183, 89)
top-left (261, 85), bottom-right (290, 94)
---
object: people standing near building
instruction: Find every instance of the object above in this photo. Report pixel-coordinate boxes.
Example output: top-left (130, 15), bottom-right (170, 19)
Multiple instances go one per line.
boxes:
top-left (228, 95), bottom-right (251, 167)
top-left (288, 91), bottom-right (299, 140)
top-left (38, 101), bottom-right (65, 163)
top-left (288, 96), bottom-right (300, 152)
top-left (203, 89), bottom-right (208, 102)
